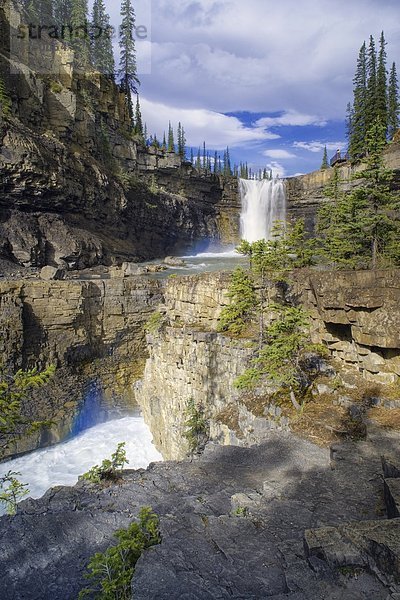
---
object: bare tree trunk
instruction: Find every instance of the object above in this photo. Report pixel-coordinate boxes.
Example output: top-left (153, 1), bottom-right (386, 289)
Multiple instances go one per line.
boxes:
top-left (290, 389), bottom-right (301, 412)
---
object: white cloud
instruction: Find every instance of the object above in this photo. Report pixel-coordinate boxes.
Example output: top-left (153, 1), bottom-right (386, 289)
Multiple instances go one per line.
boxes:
top-left (265, 161), bottom-right (286, 179)
top-left (140, 97), bottom-right (280, 149)
top-left (293, 141), bottom-right (347, 153)
top-left (257, 111), bottom-right (327, 128)
top-left (122, 0), bottom-right (400, 120)
top-left (262, 149), bottom-right (297, 159)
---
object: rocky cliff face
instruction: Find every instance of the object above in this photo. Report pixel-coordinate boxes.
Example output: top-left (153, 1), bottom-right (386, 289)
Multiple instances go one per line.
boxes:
top-left (135, 269), bottom-right (400, 459)
top-left (0, 1), bottom-right (237, 270)
top-left (303, 270), bottom-right (400, 385)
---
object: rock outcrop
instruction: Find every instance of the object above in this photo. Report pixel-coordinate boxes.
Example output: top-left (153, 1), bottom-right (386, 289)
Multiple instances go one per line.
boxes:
top-left (136, 273), bottom-right (291, 459)
top-left (135, 269), bottom-right (400, 459)
top-left (304, 270), bottom-right (400, 385)
top-left (1, 427), bottom-right (399, 599)
top-left (0, 1), bottom-right (237, 270)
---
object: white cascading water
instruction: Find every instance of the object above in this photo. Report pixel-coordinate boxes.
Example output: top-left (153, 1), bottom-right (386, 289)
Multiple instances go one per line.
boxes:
top-left (0, 415), bottom-right (162, 513)
top-left (239, 178), bottom-right (286, 242)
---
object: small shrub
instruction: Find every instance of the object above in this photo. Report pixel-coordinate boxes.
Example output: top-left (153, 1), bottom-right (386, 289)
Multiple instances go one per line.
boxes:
top-left (183, 398), bottom-right (209, 454)
top-left (144, 311), bottom-right (164, 334)
top-left (80, 443), bottom-right (128, 484)
top-left (79, 507), bottom-right (161, 600)
top-left (49, 81), bottom-right (63, 94)
top-left (233, 506), bottom-right (248, 517)
top-left (0, 471), bottom-right (29, 515)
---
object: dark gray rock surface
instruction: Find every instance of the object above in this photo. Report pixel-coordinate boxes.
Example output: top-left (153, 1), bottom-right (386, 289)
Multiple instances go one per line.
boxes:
top-left (1, 428), bottom-right (399, 599)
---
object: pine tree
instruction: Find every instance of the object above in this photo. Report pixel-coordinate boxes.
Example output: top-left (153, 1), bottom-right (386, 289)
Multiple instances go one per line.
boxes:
top-left (91, 0), bottom-right (114, 77)
top-left (143, 123), bottom-right (148, 145)
top-left (162, 132), bottom-right (167, 152)
top-left (321, 145), bottom-right (329, 169)
top-left (26, 0), bottom-right (53, 23)
top-left (222, 147), bottom-right (232, 176)
top-left (177, 122), bottom-right (186, 159)
top-left (202, 141), bottom-right (206, 170)
top-left (365, 35), bottom-right (378, 136)
top-left (190, 147), bottom-right (194, 164)
top-left (217, 267), bottom-right (257, 336)
top-left (376, 31), bottom-right (388, 138)
top-left (134, 95), bottom-right (144, 140)
top-left (345, 101), bottom-right (353, 145)
top-left (214, 151), bottom-right (218, 173)
top-left (54, 0), bottom-right (72, 36)
top-left (349, 42), bottom-right (368, 159)
top-left (71, 0), bottom-right (90, 65)
top-left (318, 117), bottom-right (399, 269)
top-left (196, 147), bottom-right (201, 170)
top-left (167, 122), bottom-right (175, 152)
top-left (388, 62), bottom-right (399, 139)
top-left (119, 0), bottom-right (139, 120)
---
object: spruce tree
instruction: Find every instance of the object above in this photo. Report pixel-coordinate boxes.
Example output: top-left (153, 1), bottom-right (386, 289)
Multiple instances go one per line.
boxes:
top-left (162, 132), bottom-right (167, 152)
top-left (376, 31), bottom-right (388, 138)
top-left (26, 0), bottom-right (53, 23)
top-left (119, 0), bottom-right (139, 120)
top-left (91, 0), bottom-right (114, 77)
top-left (71, 0), bottom-right (90, 65)
top-left (54, 0), bottom-right (72, 36)
top-left (365, 35), bottom-right (378, 134)
top-left (319, 117), bottom-right (399, 269)
top-left (321, 145), bottom-right (329, 169)
top-left (134, 95), bottom-right (144, 140)
top-left (349, 42), bottom-right (368, 159)
top-left (167, 122), bottom-right (175, 152)
top-left (388, 62), bottom-right (399, 139)
top-left (223, 147), bottom-right (232, 176)
top-left (214, 151), bottom-right (218, 173)
top-left (196, 147), bottom-right (201, 170)
top-left (177, 122), bottom-right (186, 159)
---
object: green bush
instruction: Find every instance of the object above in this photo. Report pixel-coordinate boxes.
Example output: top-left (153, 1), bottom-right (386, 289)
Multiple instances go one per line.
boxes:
top-left (0, 365), bottom-right (55, 457)
top-left (218, 267), bottom-right (257, 336)
top-left (0, 471), bottom-right (29, 515)
top-left (80, 443), bottom-right (128, 484)
top-left (183, 398), bottom-right (209, 454)
top-left (144, 311), bottom-right (164, 334)
top-left (49, 81), bottom-right (63, 94)
top-left (79, 507), bottom-right (161, 600)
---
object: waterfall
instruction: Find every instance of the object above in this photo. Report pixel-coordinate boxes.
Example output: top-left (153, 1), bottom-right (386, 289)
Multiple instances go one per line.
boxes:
top-left (239, 178), bottom-right (286, 242)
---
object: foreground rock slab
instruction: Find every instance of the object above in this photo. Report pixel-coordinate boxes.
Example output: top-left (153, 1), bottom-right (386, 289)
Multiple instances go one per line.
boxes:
top-left (1, 429), bottom-right (399, 599)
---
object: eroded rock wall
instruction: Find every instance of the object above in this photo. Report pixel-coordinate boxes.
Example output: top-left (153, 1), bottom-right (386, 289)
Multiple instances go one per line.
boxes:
top-left (0, 276), bottom-right (163, 455)
top-left (136, 270), bottom-right (400, 459)
top-left (304, 270), bottom-right (400, 385)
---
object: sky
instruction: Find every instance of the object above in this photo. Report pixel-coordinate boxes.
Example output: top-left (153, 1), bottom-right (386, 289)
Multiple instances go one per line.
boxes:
top-left (103, 0), bottom-right (400, 177)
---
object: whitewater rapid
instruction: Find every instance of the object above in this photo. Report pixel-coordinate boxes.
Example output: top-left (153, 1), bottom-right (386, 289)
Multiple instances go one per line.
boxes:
top-left (0, 415), bottom-right (162, 510)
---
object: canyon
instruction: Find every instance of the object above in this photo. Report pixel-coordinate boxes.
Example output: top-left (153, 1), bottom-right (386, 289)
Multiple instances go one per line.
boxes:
top-left (1, 3), bottom-right (400, 599)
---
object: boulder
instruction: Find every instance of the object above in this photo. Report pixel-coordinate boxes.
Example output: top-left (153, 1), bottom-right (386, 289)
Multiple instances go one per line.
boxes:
top-left (40, 266), bottom-right (65, 281)
top-left (122, 262), bottom-right (147, 276)
top-left (164, 256), bottom-right (186, 267)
